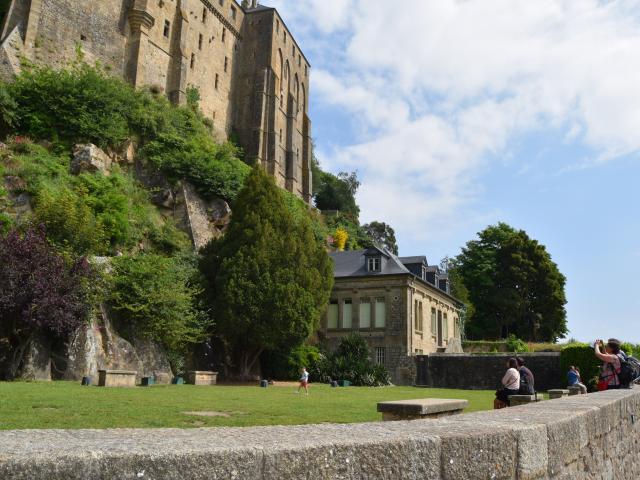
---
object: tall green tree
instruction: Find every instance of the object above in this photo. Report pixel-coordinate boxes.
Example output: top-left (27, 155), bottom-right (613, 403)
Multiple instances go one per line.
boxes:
top-left (314, 170), bottom-right (360, 219)
top-left (200, 167), bottom-right (334, 378)
top-left (455, 223), bottom-right (567, 342)
top-left (362, 221), bottom-right (398, 254)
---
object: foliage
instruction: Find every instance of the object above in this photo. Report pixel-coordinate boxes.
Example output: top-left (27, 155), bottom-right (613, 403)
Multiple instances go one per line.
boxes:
top-left (362, 221), bottom-right (398, 255)
top-left (324, 212), bottom-right (372, 250)
top-left (455, 222), bottom-right (567, 342)
top-left (441, 257), bottom-right (473, 339)
top-left (109, 254), bottom-right (209, 367)
top-left (312, 334), bottom-right (392, 387)
top-left (200, 167), bottom-right (334, 378)
top-left (0, 227), bottom-right (95, 379)
top-left (505, 334), bottom-right (530, 353)
top-left (314, 170), bottom-right (361, 219)
top-left (3, 141), bottom-right (190, 255)
top-left (260, 345), bottom-right (322, 380)
top-left (334, 227), bottom-right (348, 251)
top-left (0, 63), bottom-right (249, 201)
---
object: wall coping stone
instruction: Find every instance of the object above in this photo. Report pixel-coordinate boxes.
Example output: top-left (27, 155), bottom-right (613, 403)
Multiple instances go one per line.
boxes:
top-left (0, 388), bottom-right (638, 479)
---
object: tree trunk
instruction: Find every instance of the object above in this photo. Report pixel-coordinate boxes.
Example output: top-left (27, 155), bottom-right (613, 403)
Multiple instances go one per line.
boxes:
top-left (236, 347), bottom-right (264, 381)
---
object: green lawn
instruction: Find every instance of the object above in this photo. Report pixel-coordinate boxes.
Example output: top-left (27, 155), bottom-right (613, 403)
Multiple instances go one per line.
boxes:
top-left (0, 382), bottom-right (497, 430)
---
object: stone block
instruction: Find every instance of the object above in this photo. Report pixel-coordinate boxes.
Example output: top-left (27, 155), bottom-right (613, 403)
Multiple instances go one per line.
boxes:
top-left (548, 389), bottom-right (570, 399)
top-left (509, 394), bottom-right (537, 406)
top-left (97, 370), bottom-right (136, 387)
top-left (378, 398), bottom-right (468, 421)
top-left (568, 385), bottom-right (583, 396)
top-left (186, 371), bottom-right (218, 386)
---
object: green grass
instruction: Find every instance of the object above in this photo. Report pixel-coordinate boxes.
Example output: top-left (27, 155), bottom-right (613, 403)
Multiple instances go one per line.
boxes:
top-left (0, 382), bottom-right (496, 430)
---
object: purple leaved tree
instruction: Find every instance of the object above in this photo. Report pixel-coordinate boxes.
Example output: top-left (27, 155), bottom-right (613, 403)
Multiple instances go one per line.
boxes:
top-left (0, 227), bottom-right (94, 379)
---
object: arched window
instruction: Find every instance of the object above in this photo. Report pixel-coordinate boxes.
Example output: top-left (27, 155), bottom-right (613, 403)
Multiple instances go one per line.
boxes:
top-left (284, 60), bottom-right (290, 91)
top-left (301, 84), bottom-right (306, 115)
top-left (276, 49), bottom-right (283, 93)
top-left (294, 74), bottom-right (299, 113)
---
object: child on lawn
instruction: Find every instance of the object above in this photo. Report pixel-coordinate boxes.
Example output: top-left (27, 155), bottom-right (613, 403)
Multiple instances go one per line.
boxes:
top-left (297, 368), bottom-right (309, 395)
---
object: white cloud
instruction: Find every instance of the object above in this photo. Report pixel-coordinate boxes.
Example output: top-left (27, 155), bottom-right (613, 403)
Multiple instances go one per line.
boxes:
top-left (272, 0), bottom-right (640, 250)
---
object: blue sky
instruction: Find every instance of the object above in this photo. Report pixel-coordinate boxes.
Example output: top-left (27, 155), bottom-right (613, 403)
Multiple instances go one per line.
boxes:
top-left (269, 0), bottom-right (640, 343)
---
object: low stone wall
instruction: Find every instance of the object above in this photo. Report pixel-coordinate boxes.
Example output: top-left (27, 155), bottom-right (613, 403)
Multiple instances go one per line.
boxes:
top-left (0, 388), bottom-right (638, 479)
top-left (416, 353), bottom-right (563, 391)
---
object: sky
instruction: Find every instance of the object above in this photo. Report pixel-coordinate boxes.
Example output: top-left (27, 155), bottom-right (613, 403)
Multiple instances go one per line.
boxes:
top-left (268, 0), bottom-right (640, 343)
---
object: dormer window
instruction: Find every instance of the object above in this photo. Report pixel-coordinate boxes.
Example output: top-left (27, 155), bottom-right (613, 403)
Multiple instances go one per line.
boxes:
top-left (422, 266), bottom-right (427, 280)
top-left (367, 257), bottom-right (381, 272)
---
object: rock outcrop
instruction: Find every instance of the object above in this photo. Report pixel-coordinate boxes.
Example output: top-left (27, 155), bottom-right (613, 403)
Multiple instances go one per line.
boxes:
top-left (71, 144), bottom-right (112, 176)
top-left (62, 304), bottom-right (173, 384)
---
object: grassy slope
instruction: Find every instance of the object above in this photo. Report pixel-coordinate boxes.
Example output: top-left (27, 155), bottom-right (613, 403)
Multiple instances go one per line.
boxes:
top-left (0, 382), bottom-right (496, 430)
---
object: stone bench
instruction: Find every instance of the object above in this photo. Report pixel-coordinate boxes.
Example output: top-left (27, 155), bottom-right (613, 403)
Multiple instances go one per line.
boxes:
top-left (508, 394), bottom-right (537, 406)
top-left (548, 389), bottom-right (569, 399)
top-left (568, 385), bottom-right (583, 396)
top-left (187, 371), bottom-right (218, 386)
top-left (98, 370), bottom-right (137, 387)
top-left (377, 398), bottom-right (468, 421)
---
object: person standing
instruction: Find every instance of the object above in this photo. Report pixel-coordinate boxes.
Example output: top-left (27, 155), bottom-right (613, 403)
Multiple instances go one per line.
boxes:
top-left (594, 339), bottom-right (623, 391)
top-left (297, 367), bottom-right (310, 395)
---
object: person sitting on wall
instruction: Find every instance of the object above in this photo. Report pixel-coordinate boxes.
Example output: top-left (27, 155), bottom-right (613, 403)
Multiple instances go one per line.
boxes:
top-left (516, 357), bottom-right (535, 395)
top-left (567, 365), bottom-right (588, 394)
top-left (594, 338), bottom-right (623, 391)
top-left (494, 358), bottom-right (520, 409)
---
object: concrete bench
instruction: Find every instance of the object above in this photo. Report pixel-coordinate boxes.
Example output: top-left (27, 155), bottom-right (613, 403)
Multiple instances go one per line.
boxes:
top-left (568, 385), bottom-right (583, 396)
top-left (98, 370), bottom-right (136, 387)
top-left (548, 389), bottom-right (569, 399)
top-left (377, 398), bottom-right (468, 421)
top-left (187, 371), bottom-right (218, 386)
top-left (508, 394), bottom-right (537, 406)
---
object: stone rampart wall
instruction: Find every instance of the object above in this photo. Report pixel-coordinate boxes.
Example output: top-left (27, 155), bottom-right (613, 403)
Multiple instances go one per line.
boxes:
top-left (416, 352), bottom-right (563, 391)
top-left (1, 388), bottom-right (638, 479)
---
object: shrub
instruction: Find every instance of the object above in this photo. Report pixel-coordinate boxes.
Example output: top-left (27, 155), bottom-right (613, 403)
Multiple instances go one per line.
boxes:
top-left (261, 345), bottom-right (321, 380)
top-left (505, 334), bottom-right (530, 353)
top-left (0, 63), bottom-right (250, 201)
top-left (108, 254), bottom-right (209, 370)
top-left (312, 334), bottom-right (392, 387)
top-left (0, 227), bottom-right (96, 378)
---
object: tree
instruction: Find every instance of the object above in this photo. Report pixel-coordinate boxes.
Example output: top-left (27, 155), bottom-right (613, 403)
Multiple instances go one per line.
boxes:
top-left (362, 221), bottom-right (398, 255)
top-left (440, 256), bottom-right (474, 340)
top-left (455, 223), bottom-right (567, 342)
top-left (200, 167), bottom-right (334, 379)
top-left (109, 253), bottom-right (209, 371)
top-left (314, 170), bottom-right (360, 219)
top-left (0, 227), bottom-right (95, 378)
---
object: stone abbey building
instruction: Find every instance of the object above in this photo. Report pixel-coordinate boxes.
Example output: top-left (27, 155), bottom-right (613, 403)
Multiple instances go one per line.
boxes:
top-left (0, 0), bottom-right (312, 202)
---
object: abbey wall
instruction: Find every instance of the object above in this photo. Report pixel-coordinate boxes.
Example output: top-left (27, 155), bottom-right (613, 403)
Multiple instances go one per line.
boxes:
top-left (0, 0), bottom-right (312, 202)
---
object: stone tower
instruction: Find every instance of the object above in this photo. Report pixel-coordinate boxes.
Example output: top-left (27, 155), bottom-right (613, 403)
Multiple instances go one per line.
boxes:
top-left (0, 0), bottom-right (312, 203)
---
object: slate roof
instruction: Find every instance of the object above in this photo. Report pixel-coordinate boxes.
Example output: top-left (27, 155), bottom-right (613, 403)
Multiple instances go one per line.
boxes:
top-left (330, 249), bottom-right (411, 278)
top-left (399, 256), bottom-right (427, 265)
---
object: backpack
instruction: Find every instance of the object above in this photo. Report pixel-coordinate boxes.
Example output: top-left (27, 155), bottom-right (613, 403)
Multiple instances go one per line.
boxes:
top-left (518, 367), bottom-right (535, 395)
top-left (617, 353), bottom-right (640, 388)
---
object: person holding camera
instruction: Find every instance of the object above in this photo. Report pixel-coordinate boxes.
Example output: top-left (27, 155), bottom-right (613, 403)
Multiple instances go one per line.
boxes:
top-left (594, 338), bottom-right (623, 391)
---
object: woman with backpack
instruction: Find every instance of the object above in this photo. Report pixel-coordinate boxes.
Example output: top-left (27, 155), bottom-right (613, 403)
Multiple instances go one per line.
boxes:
top-left (594, 338), bottom-right (623, 390)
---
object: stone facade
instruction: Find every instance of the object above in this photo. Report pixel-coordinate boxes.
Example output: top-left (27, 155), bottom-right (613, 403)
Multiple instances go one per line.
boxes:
top-left (323, 248), bottom-right (463, 385)
top-left (0, 0), bottom-right (312, 202)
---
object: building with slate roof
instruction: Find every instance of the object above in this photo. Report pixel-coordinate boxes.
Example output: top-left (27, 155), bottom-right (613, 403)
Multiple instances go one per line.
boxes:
top-left (322, 247), bottom-right (464, 385)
